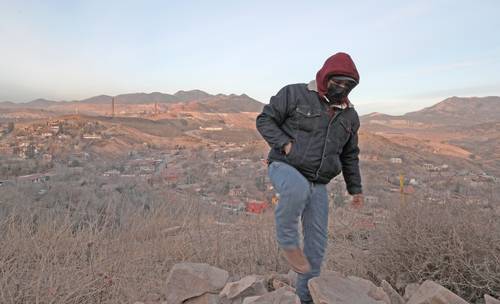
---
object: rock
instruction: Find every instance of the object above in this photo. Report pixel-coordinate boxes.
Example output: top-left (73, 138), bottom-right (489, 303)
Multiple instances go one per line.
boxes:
top-left (406, 280), bottom-right (469, 304)
top-left (161, 226), bottom-right (182, 236)
top-left (219, 275), bottom-right (268, 300)
top-left (348, 276), bottom-right (390, 304)
top-left (394, 273), bottom-right (412, 291)
top-left (248, 287), bottom-right (300, 304)
top-left (242, 296), bottom-right (261, 304)
top-left (404, 283), bottom-right (420, 301)
top-left (381, 280), bottom-right (405, 304)
top-left (267, 273), bottom-right (293, 291)
top-left (165, 263), bottom-right (229, 304)
top-left (287, 270), bottom-right (298, 288)
top-left (146, 292), bottom-right (162, 302)
top-left (308, 271), bottom-right (389, 304)
top-left (185, 294), bottom-right (221, 304)
top-left (485, 294), bottom-right (500, 304)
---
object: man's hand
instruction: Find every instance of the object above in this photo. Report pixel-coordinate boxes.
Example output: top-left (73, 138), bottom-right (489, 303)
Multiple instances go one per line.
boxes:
top-left (283, 142), bottom-right (292, 155)
top-left (351, 194), bottom-right (364, 209)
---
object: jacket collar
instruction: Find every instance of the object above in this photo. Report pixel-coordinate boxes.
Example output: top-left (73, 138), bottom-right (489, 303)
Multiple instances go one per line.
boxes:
top-left (307, 79), bottom-right (354, 109)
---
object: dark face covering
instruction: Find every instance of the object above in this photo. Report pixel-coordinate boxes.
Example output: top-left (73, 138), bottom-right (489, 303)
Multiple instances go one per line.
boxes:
top-left (326, 83), bottom-right (350, 104)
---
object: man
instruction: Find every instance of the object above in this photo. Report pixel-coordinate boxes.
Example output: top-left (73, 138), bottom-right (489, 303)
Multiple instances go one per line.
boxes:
top-left (255, 52), bottom-right (364, 303)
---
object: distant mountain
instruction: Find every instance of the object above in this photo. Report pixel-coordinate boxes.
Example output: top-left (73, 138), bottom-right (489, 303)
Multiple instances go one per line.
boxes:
top-left (0, 101), bottom-right (17, 108)
top-left (404, 96), bottom-right (500, 125)
top-left (362, 96), bottom-right (500, 126)
top-left (174, 90), bottom-right (212, 101)
top-left (0, 98), bottom-right (59, 108)
top-left (0, 90), bottom-right (264, 113)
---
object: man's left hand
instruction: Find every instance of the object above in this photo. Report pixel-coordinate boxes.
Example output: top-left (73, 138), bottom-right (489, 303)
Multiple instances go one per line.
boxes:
top-left (351, 194), bottom-right (364, 209)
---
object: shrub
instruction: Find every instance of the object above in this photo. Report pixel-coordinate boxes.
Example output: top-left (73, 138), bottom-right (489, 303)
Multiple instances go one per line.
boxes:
top-left (362, 201), bottom-right (500, 302)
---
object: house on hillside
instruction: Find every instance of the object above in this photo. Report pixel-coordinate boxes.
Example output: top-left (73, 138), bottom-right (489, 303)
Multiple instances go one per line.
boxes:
top-left (42, 153), bottom-right (53, 162)
top-left (17, 172), bottom-right (55, 183)
top-left (390, 157), bottom-right (402, 164)
top-left (103, 169), bottom-right (121, 177)
top-left (82, 133), bottom-right (102, 140)
top-left (423, 163), bottom-right (434, 170)
top-left (246, 200), bottom-right (268, 214)
top-left (221, 200), bottom-right (246, 213)
top-left (364, 195), bottom-right (379, 205)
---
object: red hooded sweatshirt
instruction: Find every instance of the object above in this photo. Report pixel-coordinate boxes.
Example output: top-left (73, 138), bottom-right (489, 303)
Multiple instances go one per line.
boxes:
top-left (315, 52), bottom-right (360, 106)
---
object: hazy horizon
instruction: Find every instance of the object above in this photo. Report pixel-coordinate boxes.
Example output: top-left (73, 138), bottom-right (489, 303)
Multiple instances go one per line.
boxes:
top-left (1, 0), bottom-right (500, 115)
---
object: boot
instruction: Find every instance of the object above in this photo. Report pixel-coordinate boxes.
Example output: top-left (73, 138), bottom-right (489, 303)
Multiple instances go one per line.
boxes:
top-left (282, 247), bottom-right (310, 274)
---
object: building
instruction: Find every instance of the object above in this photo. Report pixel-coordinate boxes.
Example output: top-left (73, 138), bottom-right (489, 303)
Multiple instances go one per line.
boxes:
top-left (42, 154), bottom-right (53, 162)
top-left (17, 172), bottom-right (55, 183)
top-left (390, 157), bottom-right (402, 164)
top-left (423, 163), bottom-right (434, 170)
top-left (82, 133), bottom-right (102, 139)
top-left (199, 126), bottom-right (223, 131)
top-left (221, 201), bottom-right (246, 213)
top-left (229, 187), bottom-right (244, 197)
top-left (246, 201), bottom-right (268, 214)
top-left (103, 169), bottom-right (121, 177)
top-left (364, 195), bottom-right (379, 204)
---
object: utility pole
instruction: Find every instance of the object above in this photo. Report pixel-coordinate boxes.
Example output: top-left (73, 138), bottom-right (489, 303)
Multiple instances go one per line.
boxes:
top-left (111, 97), bottom-right (115, 118)
top-left (400, 172), bottom-right (406, 205)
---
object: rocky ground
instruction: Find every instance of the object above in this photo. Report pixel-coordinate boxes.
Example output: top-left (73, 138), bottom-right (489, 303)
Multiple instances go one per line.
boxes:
top-left (133, 262), bottom-right (500, 304)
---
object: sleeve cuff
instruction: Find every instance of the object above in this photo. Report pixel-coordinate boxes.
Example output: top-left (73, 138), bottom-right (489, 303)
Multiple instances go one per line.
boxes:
top-left (347, 187), bottom-right (362, 195)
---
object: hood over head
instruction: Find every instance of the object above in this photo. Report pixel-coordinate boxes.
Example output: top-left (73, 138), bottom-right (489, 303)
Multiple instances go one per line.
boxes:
top-left (316, 52), bottom-right (360, 104)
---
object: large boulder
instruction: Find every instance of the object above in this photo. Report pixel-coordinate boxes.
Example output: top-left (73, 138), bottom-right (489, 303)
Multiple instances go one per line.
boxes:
top-left (244, 287), bottom-right (300, 304)
top-left (165, 263), bottom-right (229, 304)
top-left (219, 275), bottom-right (268, 300)
top-left (308, 271), bottom-right (389, 304)
top-left (406, 280), bottom-right (469, 304)
top-left (485, 294), bottom-right (500, 304)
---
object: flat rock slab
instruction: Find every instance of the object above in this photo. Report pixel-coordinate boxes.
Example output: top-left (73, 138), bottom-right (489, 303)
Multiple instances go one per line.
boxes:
top-left (406, 280), bottom-right (469, 304)
top-left (308, 271), bottom-right (389, 304)
top-left (246, 287), bottom-right (300, 304)
top-left (185, 293), bottom-right (221, 304)
top-left (485, 294), bottom-right (500, 304)
top-left (220, 275), bottom-right (268, 300)
top-left (165, 263), bottom-right (229, 304)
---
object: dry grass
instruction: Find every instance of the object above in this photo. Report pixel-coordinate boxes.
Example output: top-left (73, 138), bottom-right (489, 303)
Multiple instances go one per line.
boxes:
top-left (360, 201), bottom-right (500, 302)
top-left (1, 178), bottom-right (499, 303)
top-left (0, 194), bottom-right (284, 304)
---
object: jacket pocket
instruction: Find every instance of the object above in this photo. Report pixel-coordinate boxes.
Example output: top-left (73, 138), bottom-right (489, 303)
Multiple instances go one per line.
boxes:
top-left (284, 140), bottom-right (298, 164)
top-left (294, 105), bottom-right (321, 132)
top-left (319, 154), bottom-right (342, 180)
top-left (336, 118), bottom-right (352, 148)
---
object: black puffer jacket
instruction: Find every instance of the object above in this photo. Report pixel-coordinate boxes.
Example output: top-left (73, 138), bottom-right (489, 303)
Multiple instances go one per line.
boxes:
top-left (255, 81), bottom-right (362, 195)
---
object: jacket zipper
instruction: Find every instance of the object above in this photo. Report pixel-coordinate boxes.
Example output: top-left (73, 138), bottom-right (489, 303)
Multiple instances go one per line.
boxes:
top-left (314, 109), bottom-right (343, 180)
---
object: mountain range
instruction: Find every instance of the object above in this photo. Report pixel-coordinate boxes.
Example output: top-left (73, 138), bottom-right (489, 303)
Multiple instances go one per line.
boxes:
top-left (0, 90), bottom-right (264, 114)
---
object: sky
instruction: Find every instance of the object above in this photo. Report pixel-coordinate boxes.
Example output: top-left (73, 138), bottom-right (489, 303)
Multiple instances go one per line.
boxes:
top-left (1, 0), bottom-right (500, 115)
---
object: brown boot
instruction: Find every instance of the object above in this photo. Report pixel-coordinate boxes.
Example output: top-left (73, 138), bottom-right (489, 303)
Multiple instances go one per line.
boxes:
top-left (282, 247), bottom-right (311, 274)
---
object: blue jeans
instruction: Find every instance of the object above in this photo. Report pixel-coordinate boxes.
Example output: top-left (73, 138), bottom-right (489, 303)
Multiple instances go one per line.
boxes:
top-left (268, 161), bottom-right (329, 303)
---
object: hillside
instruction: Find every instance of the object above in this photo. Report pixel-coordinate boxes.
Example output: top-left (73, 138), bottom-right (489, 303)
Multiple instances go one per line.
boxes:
top-left (362, 96), bottom-right (500, 127)
top-left (404, 96), bottom-right (500, 125)
top-left (360, 96), bottom-right (500, 175)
